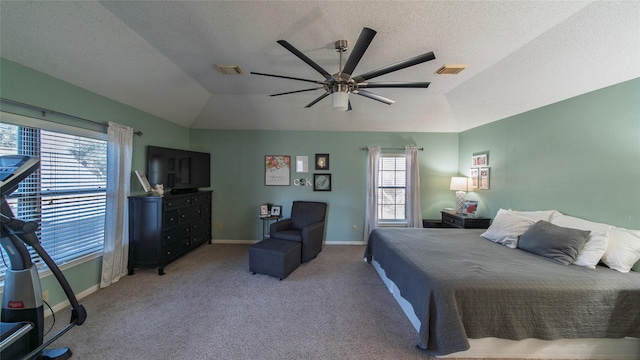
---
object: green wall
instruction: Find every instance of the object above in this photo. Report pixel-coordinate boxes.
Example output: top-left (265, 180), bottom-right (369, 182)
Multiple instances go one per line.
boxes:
top-left (458, 78), bottom-right (640, 229)
top-left (189, 130), bottom-right (459, 242)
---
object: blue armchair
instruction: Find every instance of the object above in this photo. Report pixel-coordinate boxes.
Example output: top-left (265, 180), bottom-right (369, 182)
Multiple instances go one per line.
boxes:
top-left (269, 201), bottom-right (327, 262)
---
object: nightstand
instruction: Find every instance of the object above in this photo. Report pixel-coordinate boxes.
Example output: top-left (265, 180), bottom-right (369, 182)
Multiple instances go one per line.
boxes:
top-left (441, 212), bottom-right (491, 229)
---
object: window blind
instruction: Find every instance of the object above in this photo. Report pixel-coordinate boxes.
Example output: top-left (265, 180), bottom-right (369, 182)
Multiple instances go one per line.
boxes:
top-left (0, 122), bottom-right (106, 280)
top-left (378, 155), bottom-right (406, 221)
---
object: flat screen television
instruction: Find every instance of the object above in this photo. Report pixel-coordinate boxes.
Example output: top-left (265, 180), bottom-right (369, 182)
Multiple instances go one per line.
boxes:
top-left (146, 146), bottom-right (210, 193)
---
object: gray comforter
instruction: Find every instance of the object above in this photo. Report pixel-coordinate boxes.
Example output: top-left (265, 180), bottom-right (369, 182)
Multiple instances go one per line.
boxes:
top-left (364, 228), bottom-right (640, 356)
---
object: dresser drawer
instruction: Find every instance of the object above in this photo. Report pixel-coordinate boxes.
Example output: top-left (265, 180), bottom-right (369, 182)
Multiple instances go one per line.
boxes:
top-left (442, 213), bottom-right (464, 228)
top-left (163, 224), bottom-right (190, 245)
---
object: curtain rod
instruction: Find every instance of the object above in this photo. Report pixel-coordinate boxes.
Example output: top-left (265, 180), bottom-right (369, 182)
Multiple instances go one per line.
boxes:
top-left (361, 147), bottom-right (423, 151)
top-left (1, 97), bottom-right (143, 136)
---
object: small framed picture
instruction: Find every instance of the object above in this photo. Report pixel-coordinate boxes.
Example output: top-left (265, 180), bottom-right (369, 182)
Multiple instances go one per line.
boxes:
top-left (271, 205), bottom-right (282, 217)
top-left (464, 200), bottom-right (478, 214)
top-left (469, 168), bottom-right (479, 189)
top-left (479, 167), bottom-right (490, 190)
top-left (313, 173), bottom-right (331, 191)
top-left (260, 204), bottom-right (270, 217)
top-left (315, 154), bottom-right (329, 170)
top-left (472, 153), bottom-right (488, 167)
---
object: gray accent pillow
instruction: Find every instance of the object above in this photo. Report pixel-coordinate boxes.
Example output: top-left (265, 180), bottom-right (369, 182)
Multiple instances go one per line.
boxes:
top-left (518, 220), bottom-right (591, 265)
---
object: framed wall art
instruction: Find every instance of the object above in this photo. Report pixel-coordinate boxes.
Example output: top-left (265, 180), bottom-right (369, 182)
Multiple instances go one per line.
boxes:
top-left (313, 173), bottom-right (331, 191)
top-left (315, 154), bottom-right (329, 170)
top-left (469, 168), bottom-right (479, 189)
top-left (479, 167), bottom-right (490, 190)
top-left (296, 156), bottom-right (308, 173)
top-left (265, 155), bottom-right (291, 186)
top-left (472, 153), bottom-right (488, 167)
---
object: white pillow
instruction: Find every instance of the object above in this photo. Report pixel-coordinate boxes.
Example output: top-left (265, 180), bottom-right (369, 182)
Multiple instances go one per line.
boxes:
top-left (498, 208), bottom-right (561, 222)
top-left (550, 214), bottom-right (612, 233)
top-left (573, 231), bottom-right (609, 269)
top-left (481, 211), bottom-right (536, 248)
top-left (601, 228), bottom-right (640, 273)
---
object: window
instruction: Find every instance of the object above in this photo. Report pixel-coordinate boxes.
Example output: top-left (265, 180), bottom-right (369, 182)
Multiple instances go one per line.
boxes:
top-left (0, 120), bottom-right (107, 281)
top-left (378, 155), bottom-right (406, 222)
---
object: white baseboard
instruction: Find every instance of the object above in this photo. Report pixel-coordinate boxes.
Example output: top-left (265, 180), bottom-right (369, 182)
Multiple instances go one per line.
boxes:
top-left (44, 284), bottom-right (100, 318)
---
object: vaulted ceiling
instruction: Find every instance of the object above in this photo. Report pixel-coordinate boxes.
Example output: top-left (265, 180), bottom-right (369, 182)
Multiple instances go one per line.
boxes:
top-left (1, 1), bottom-right (638, 133)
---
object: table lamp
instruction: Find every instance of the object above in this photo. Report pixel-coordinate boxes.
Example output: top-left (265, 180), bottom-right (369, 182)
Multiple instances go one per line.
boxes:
top-left (450, 177), bottom-right (470, 214)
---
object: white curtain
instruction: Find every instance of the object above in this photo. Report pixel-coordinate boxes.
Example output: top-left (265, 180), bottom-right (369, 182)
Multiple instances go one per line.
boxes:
top-left (405, 146), bottom-right (423, 228)
top-left (364, 146), bottom-right (381, 243)
top-left (101, 122), bottom-right (133, 288)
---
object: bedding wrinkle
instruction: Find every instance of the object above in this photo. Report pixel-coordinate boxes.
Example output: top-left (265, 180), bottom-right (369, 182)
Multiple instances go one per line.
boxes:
top-left (363, 228), bottom-right (640, 356)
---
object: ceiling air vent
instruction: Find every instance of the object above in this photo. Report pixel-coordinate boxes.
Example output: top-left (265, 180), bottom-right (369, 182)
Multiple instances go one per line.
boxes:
top-left (436, 64), bottom-right (467, 75)
top-left (216, 64), bottom-right (244, 75)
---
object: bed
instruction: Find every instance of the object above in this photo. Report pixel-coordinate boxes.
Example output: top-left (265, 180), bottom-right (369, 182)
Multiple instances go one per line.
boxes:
top-left (364, 224), bottom-right (640, 358)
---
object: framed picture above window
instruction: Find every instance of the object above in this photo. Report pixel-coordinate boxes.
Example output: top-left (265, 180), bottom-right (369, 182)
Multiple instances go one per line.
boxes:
top-left (313, 173), bottom-right (331, 191)
top-left (315, 154), bottom-right (329, 170)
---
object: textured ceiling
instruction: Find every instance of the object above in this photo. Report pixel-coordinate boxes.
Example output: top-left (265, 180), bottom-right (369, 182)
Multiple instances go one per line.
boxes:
top-left (1, 1), bottom-right (639, 132)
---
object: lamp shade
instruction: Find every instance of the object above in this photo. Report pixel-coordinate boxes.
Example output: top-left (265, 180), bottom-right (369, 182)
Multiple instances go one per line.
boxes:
top-left (332, 91), bottom-right (349, 111)
top-left (449, 177), bottom-right (469, 191)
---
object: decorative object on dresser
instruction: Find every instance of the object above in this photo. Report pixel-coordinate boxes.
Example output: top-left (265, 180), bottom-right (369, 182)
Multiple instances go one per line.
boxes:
top-left (449, 176), bottom-right (472, 214)
top-left (441, 211), bottom-right (491, 229)
top-left (128, 191), bottom-right (212, 275)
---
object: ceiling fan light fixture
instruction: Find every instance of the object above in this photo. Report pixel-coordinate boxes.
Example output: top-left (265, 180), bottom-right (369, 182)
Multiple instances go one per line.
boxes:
top-left (332, 91), bottom-right (349, 111)
top-left (332, 83), bottom-right (350, 111)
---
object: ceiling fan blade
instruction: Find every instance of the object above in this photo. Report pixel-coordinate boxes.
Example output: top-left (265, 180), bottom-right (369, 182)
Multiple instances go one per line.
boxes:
top-left (352, 51), bottom-right (436, 82)
top-left (251, 71), bottom-right (326, 85)
top-left (357, 82), bottom-right (430, 89)
top-left (277, 40), bottom-right (333, 80)
top-left (270, 87), bottom-right (325, 97)
top-left (341, 27), bottom-right (376, 76)
top-left (305, 92), bottom-right (331, 108)
top-left (353, 90), bottom-right (395, 105)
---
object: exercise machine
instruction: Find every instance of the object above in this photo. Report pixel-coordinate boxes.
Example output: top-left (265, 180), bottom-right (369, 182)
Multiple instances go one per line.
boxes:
top-left (0, 155), bottom-right (87, 359)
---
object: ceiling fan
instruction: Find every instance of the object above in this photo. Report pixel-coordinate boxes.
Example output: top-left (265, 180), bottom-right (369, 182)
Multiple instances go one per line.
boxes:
top-left (251, 27), bottom-right (436, 111)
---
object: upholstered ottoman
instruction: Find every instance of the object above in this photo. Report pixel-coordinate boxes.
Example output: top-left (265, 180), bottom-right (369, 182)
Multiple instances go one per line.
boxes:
top-left (249, 238), bottom-right (301, 280)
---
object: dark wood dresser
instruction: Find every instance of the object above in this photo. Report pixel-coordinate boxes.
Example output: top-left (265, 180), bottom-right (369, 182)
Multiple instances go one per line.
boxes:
top-left (128, 191), bottom-right (212, 275)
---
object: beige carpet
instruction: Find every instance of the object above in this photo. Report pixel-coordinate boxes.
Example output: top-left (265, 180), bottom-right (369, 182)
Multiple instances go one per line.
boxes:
top-left (44, 244), bottom-right (532, 360)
